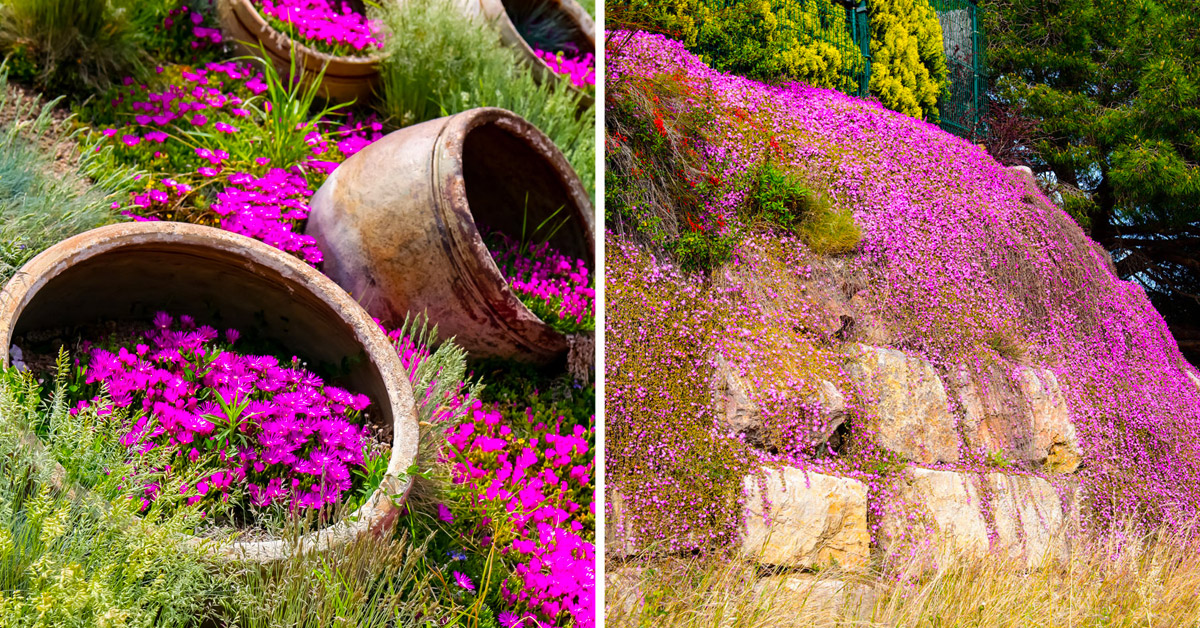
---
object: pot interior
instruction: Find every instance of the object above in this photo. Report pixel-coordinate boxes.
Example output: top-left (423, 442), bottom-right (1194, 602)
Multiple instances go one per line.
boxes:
top-left (500, 0), bottom-right (593, 57)
top-left (9, 240), bottom-right (395, 434)
top-left (461, 120), bottom-right (592, 270)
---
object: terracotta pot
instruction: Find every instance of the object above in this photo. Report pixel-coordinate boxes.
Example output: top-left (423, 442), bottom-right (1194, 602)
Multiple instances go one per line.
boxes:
top-left (0, 221), bottom-right (419, 563)
top-left (304, 107), bottom-right (594, 363)
top-left (215, 0), bottom-right (382, 103)
top-left (467, 0), bottom-right (595, 105)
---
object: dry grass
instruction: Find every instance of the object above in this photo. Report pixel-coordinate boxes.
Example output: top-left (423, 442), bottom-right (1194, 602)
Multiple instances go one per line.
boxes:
top-left (606, 522), bottom-right (1200, 627)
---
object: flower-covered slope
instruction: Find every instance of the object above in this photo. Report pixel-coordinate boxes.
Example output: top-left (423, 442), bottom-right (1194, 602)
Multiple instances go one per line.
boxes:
top-left (606, 31), bottom-right (1200, 551)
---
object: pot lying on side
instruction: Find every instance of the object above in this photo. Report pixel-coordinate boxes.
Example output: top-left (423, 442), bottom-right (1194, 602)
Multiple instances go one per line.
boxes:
top-left (0, 221), bottom-right (419, 564)
top-left (216, 0), bottom-right (382, 103)
top-left (467, 0), bottom-right (595, 105)
top-left (305, 106), bottom-right (594, 364)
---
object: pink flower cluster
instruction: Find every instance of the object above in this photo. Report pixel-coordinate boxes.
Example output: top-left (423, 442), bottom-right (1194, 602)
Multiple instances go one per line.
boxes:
top-left (256, 0), bottom-right (384, 53)
top-left (487, 232), bottom-right (594, 331)
top-left (534, 49), bottom-right (596, 89)
top-left (81, 312), bottom-right (370, 511)
top-left (445, 401), bottom-right (595, 627)
top-left (96, 25), bottom-right (386, 264)
top-left (212, 169), bottom-right (324, 264)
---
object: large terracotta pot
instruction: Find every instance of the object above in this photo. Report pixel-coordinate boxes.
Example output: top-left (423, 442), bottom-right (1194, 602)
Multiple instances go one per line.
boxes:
top-left (0, 221), bottom-right (419, 563)
top-left (215, 0), bottom-right (382, 103)
top-left (304, 107), bottom-right (594, 363)
top-left (467, 0), bottom-right (595, 105)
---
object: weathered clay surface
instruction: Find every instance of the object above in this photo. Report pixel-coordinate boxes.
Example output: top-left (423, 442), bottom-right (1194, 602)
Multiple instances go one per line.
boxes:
top-left (712, 356), bottom-right (846, 450)
top-left (751, 575), bottom-right (883, 621)
top-left (844, 344), bottom-right (961, 463)
top-left (305, 107), bottom-right (594, 363)
top-left (878, 467), bottom-right (989, 564)
top-left (952, 363), bottom-right (1082, 473)
top-left (0, 222), bottom-right (419, 564)
top-left (741, 467), bottom-right (869, 568)
top-left (987, 473), bottom-right (1075, 568)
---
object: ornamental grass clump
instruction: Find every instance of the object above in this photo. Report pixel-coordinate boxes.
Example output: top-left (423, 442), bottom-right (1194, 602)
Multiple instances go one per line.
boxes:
top-left (254, 0), bottom-right (384, 56)
top-left (377, 0), bottom-right (594, 193)
top-left (72, 312), bottom-right (380, 517)
top-left (486, 230), bottom-right (595, 334)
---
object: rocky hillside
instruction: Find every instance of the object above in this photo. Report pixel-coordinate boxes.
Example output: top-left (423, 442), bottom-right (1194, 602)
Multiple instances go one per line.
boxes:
top-left (605, 31), bottom-right (1200, 566)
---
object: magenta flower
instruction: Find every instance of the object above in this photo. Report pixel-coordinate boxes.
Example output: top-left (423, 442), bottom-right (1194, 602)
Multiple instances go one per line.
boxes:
top-left (453, 571), bottom-right (475, 591)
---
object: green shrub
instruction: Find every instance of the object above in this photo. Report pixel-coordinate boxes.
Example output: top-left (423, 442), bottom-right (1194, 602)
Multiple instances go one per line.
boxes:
top-left (867, 0), bottom-right (948, 121)
top-left (0, 367), bottom-right (223, 627)
top-left (376, 0), bottom-right (595, 195)
top-left (747, 160), bottom-right (861, 254)
top-left (610, 0), bottom-right (865, 92)
top-left (0, 0), bottom-right (146, 96)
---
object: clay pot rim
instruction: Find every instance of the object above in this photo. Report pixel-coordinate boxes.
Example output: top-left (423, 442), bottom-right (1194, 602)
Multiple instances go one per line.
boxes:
top-left (434, 107), bottom-right (595, 345)
top-left (0, 221), bottom-right (418, 563)
top-left (480, 0), bottom-right (595, 100)
top-left (228, 0), bottom-right (386, 65)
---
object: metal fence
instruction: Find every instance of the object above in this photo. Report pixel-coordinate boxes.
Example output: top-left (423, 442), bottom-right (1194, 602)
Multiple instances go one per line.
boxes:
top-left (928, 0), bottom-right (987, 138)
top-left (696, 0), bottom-right (986, 138)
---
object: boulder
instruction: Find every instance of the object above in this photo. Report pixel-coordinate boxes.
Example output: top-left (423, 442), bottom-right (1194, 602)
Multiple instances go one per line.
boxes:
top-left (713, 355), bottom-right (847, 450)
top-left (741, 467), bottom-right (870, 568)
top-left (843, 344), bottom-right (961, 463)
top-left (879, 467), bottom-right (1076, 569)
top-left (877, 467), bottom-right (989, 565)
top-left (952, 363), bottom-right (1081, 473)
top-left (987, 473), bottom-right (1075, 569)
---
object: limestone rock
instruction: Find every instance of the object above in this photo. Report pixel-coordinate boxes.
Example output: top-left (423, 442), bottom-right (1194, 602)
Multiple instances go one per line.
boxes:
top-left (880, 467), bottom-right (1076, 569)
top-left (712, 355), bottom-right (847, 450)
top-left (751, 575), bottom-right (882, 621)
top-left (1187, 369), bottom-right (1200, 395)
top-left (741, 467), bottom-right (869, 568)
top-left (987, 473), bottom-right (1075, 569)
top-left (606, 491), bottom-right (636, 559)
top-left (952, 364), bottom-right (1081, 473)
top-left (878, 467), bottom-right (989, 564)
top-left (843, 344), bottom-right (961, 463)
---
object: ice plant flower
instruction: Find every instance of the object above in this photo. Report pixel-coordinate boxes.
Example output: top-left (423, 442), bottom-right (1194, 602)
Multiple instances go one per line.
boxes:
top-left (78, 312), bottom-right (371, 512)
top-left (486, 231), bottom-right (594, 333)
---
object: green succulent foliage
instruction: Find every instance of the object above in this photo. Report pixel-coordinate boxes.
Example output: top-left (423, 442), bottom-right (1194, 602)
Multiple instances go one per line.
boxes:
top-left (867, 0), bottom-right (949, 121)
top-left (984, 0), bottom-right (1200, 360)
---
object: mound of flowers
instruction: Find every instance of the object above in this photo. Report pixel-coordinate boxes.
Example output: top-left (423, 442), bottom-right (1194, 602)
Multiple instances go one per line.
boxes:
top-left (606, 29), bottom-right (1200, 554)
top-left (486, 231), bottom-right (594, 334)
top-left (74, 312), bottom-right (376, 515)
top-left (255, 0), bottom-right (384, 56)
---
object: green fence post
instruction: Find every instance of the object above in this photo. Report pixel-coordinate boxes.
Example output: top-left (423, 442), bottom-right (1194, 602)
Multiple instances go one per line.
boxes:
top-left (855, 1), bottom-right (871, 98)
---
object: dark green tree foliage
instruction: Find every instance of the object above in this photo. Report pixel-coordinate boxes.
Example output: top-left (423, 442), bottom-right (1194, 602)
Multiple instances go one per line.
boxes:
top-left (984, 0), bottom-right (1200, 361)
